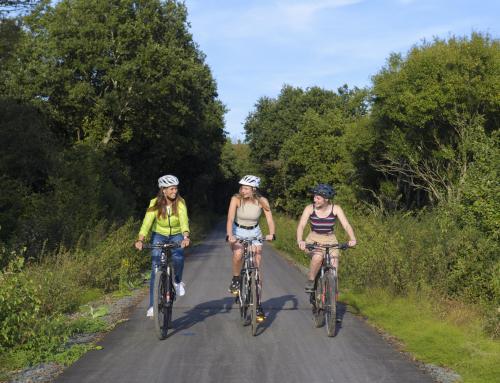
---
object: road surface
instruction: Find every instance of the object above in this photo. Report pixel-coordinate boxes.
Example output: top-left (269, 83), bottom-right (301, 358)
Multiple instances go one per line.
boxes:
top-left (56, 224), bottom-right (433, 383)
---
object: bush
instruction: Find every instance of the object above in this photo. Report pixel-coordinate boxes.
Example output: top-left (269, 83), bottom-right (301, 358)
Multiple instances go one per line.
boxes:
top-left (0, 258), bottom-right (43, 351)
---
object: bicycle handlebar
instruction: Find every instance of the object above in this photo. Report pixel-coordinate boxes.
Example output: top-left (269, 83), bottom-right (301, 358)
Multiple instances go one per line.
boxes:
top-left (142, 242), bottom-right (181, 250)
top-left (225, 235), bottom-right (274, 242)
top-left (305, 242), bottom-right (350, 251)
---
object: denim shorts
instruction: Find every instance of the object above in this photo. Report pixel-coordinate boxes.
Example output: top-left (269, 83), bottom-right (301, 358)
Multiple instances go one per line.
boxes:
top-left (233, 223), bottom-right (263, 246)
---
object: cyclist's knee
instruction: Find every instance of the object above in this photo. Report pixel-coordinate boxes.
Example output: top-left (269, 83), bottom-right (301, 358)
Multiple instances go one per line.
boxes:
top-left (311, 252), bottom-right (323, 262)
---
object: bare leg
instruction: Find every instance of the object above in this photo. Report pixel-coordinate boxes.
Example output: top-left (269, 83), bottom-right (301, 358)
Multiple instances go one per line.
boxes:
top-left (231, 242), bottom-right (243, 276)
top-left (254, 245), bottom-right (263, 289)
top-left (308, 251), bottom-right (323, 280)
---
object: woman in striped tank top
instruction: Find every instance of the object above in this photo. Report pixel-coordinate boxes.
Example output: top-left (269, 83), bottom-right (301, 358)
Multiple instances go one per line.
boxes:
top-left (296, 184), bottom-right (357, 293)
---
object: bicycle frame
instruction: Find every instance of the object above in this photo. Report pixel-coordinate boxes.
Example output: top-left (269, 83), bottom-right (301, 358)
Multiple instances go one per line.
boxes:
top-left (234, 236), bottom-right (262, 336)
top-left (143, 242), bottom-right (180, 340)
top-left (306, 242), bottom-right (348, 337)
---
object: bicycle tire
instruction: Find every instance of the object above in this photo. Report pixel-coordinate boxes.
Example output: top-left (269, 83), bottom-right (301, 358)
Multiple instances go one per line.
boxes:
top-left (312, 276), bottom-right (324, 327)
top-left (239, 273), bottom-right (250, 326)
top-left (153, 270), bottom-right (172, 340)
top-left (250, 272), bottom-right (258, 336)
top-left (324, 270), bottom-right (337, 337)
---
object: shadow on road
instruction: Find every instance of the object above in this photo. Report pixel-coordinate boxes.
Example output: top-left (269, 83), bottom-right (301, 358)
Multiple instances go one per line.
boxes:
top-left (256, 294), bottom-right (299, 335)
top-left (168, 297), bottom-right (235, 336)
top-left (334, 302), bottom-right (348, 336)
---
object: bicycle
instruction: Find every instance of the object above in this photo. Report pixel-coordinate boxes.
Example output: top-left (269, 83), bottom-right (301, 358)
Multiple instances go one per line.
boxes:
top-left (231, 236), bottom-right (265, 336)
top-left (143, 242), bottom-right (180, 340)
top-left (305, 242), bottom-right (349, 337)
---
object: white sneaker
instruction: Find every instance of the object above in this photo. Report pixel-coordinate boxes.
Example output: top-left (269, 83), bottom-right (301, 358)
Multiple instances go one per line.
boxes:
top-left (175, 282), bottom-right (186, 297)
top-left (146, 307), bottom-right (154, 317)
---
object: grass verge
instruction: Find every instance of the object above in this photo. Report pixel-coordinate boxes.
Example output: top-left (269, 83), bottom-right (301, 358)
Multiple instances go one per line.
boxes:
top-left (342, 289), bottom-right (500, 383)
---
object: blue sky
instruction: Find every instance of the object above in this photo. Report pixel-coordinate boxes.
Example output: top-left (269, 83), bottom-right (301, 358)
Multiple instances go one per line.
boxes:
top-left (183, 0), bottom-right (499, 141)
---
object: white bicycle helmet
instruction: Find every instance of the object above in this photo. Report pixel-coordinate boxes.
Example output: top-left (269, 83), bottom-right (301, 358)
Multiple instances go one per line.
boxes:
top-left (158, 175), bottom-right (179, 188)
top-left (239, 175), bottom-right (260, 188)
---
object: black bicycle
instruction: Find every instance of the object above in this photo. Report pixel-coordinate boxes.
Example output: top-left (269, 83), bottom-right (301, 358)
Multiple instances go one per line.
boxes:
top-left (234, 236), bottom-right (264, 336)
top-left (143, 242), bottom-right (180, 340)
top-left (306, 242), bottom-right (349, 337)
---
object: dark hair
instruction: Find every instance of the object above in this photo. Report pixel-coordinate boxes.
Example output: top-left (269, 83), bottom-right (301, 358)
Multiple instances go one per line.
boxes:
top-left (148, 188), bottom-right (185, 218)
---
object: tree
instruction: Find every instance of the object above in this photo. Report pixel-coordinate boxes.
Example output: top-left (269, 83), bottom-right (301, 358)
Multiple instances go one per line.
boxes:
top-left (244, 85), bottom-right (368, 213)
top-left (370, 33), bottom-right (500, 207)
top-left (3, 0), bottom-right (225, 208)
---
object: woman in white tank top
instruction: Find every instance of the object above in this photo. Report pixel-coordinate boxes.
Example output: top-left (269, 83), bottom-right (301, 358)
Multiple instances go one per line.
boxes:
top-left (226, 175), bottom-right (275, 321)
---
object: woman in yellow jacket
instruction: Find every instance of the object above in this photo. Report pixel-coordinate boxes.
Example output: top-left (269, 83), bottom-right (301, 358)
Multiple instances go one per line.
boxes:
top-left (135, 175), bottom-right (190, 317)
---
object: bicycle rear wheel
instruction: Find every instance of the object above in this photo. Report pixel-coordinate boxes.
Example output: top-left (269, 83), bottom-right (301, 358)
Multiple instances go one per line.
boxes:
top-left (324, 270), bottom-right (337, 337)
top-left (250, 273), bottom-right (258, 336)
top-left (153, 270), bottom-right (173, 340)
top-left (239, 273), bottom-right (250, 326)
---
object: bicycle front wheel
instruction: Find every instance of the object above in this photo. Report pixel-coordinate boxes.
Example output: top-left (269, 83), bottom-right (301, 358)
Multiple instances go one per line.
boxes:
top-left (153, 270), bottom-right (173, 340)
top-left (323, 270), bottom-right (337, 337)
top-left (250, 273), bottom-right (258, 336)
top-left (312, 279), bottom-right (325, 328)
top-left (239, 273), bottom-right (250, 326)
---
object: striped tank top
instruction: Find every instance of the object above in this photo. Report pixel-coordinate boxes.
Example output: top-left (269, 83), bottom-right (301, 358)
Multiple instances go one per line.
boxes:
top-left (309, 206), bottom-right (336, 234)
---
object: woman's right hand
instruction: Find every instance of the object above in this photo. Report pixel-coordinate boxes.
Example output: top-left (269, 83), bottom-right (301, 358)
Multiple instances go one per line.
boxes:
top-left (134, 240), bottom-right (143, 251)
top-left (227, 235), bottom-right (236, 243)
top-left (297, 240), bottom-right (306, 251)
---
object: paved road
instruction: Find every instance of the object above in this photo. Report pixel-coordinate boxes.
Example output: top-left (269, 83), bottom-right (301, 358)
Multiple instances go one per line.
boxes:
top-left (56, 224), bottom-right (434, 383)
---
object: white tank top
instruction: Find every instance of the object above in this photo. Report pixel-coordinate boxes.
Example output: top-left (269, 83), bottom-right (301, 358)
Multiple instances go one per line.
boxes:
top-left (236, 201), bottom-right (262, 226)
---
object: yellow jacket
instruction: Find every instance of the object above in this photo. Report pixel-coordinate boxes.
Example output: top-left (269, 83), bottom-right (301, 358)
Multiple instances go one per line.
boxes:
top-left (138, 197), bottom-right (190, 237)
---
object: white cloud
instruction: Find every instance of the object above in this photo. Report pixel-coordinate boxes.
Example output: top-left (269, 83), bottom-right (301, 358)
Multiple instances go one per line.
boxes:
top-left (278, 0), bottom-right (364, 29)
top-left (187, 0), bottom-right (364, 41)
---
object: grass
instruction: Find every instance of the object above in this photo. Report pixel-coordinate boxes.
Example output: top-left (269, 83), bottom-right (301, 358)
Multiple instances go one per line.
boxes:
top-left (342, 289), bottom-right (500, 383)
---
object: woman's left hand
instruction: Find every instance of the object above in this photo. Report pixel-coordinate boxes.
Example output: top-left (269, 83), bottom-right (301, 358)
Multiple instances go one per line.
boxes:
top-left (265, 234), bottom-right (275, 241)
top-left (348, 239), bottom-right (357, 247)
top-left (181, 237), bottom-right (190, 248)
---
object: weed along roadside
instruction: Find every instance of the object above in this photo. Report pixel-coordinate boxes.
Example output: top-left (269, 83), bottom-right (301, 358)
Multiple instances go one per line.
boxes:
top-left (4, 285), bottom-right (147, 383)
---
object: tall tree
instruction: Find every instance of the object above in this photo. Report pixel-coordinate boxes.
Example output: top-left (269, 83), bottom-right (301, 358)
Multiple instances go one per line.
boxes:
top-left (244, 85), bottom-right (368, 211)
top-left (4, 0), bottom-right (225, 207)
top-left (370, 33), bottom-right (500, 207)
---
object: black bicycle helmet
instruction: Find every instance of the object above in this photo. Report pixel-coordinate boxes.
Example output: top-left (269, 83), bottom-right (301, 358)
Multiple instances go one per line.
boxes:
top-left (311, 184), bottom-right (336, 199)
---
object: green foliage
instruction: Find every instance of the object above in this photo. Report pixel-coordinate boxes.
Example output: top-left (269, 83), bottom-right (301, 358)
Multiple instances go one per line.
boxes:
top-left (8, 144), bottom-right (135, 258)
top-left (370, 33), bottom-right (500, 207)
top-left (268, 212), bottom-right (499, 337)
top-left (244, 85), bottom-right (369, 211)
top-left (0, 220), bottom-right (144, 371)
top-left (342, 211), bottom-right (500, 309)
top-left (219, 139), bottom-right (257, 181)
top-left (1, 0), bottom-right (226, 260)
top-left (0, 257), bottom-right (42, 350)
top-left (73, 219), bottom-right (145, 292)
top-left (3, 0), bottom-right (225, 208)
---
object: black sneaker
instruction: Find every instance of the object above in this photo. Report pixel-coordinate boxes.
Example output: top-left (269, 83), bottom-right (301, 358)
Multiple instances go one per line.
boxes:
top-left (229, 278), bottom-right (240, 295)
top-left (256, 305), bottom-right (266, 322)
top-left (305, 279), bottom-right (315, 293)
